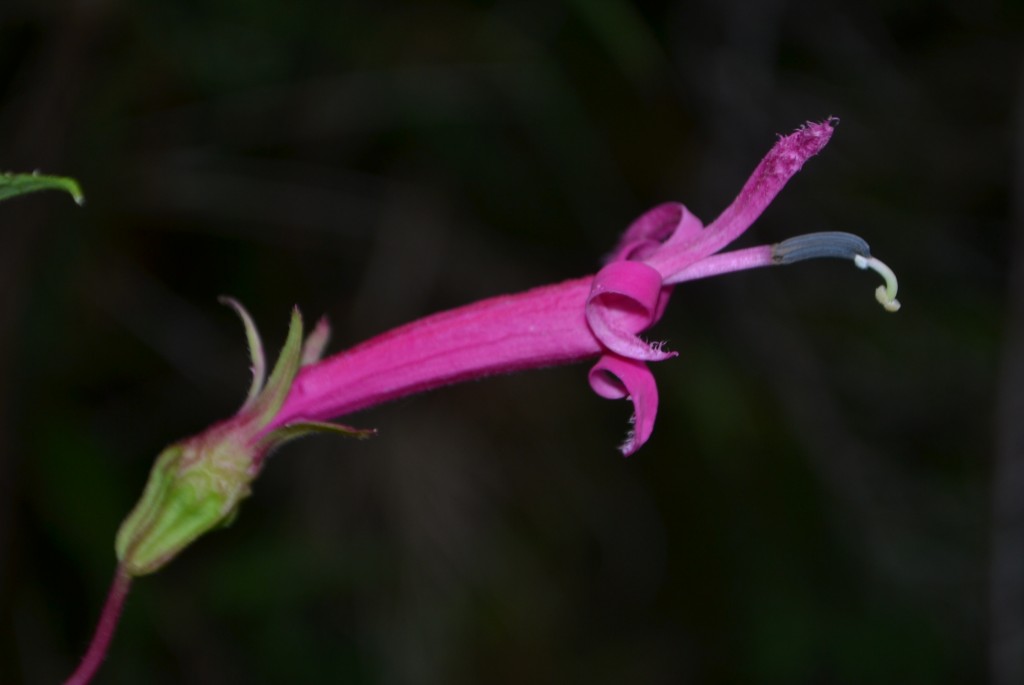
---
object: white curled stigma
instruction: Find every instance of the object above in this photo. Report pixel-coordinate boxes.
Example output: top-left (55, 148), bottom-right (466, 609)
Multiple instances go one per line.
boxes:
top-left (771, 231), bottom-right (901, 313)
top-left (853, 254), bottom-right (901, 312)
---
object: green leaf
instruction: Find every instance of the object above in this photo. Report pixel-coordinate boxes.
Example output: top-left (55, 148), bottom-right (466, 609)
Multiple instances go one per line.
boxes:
top-left (0, 171), bottom-right (84, 205)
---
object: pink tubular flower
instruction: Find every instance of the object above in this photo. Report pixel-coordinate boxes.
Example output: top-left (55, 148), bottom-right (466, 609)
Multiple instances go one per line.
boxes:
top-left (67, 118), bottom-right (901, 685)
top-left (272, 117), bottom-right (899, 455)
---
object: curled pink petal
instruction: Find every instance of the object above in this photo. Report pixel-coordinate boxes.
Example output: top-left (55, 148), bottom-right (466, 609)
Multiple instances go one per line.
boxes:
top-left (605, 202), bottom-right (704, 263)
top-left (588, 355), bottom-right (659, 456)
top-left (645, 118), bottom-right (836, 277)
top-left (586, 261), bottom-right (676, 362)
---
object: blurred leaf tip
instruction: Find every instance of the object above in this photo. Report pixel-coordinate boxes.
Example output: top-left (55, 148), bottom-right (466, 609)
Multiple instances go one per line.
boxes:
top-left (0, 171), bottom-right (84, 206)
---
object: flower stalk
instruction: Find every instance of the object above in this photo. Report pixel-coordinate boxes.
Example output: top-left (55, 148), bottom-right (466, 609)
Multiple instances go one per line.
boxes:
top-left (64, 567), bottom-right (132, 685)
top-left (67, 118), bottom-right (899, 684)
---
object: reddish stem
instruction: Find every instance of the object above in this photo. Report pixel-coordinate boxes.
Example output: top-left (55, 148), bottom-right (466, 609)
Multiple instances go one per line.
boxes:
top-left (65, 565), bottom-right (132, 685)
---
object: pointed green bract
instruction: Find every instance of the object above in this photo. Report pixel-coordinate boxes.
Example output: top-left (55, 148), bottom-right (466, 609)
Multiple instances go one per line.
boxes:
top-left (0, 171), bottom-right (84, 205)
top-left (250, 307), bottom-right (304, 427)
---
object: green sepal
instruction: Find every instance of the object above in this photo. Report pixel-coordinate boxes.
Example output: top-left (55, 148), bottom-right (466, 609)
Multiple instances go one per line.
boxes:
top-left (249, 307), bottom-right (303, 427)
top-left (266, 420), bottom-right (377, 446)
top-left (0, 171), bottom-right (84, 205)
top-left (220, 297), bottom-right (268, 411)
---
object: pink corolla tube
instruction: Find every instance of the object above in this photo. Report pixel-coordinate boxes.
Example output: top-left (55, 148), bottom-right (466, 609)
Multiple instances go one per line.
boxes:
top-left (273, 117), bottom-right (899, 455)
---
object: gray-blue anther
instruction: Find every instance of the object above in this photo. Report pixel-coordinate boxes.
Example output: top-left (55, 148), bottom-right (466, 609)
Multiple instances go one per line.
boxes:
top-left (772, 231), bottom-right (871, 264)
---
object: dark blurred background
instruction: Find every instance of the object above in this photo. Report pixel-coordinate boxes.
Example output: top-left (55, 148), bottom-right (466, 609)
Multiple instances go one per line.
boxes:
top-left (1, 0), bottom-right (1019, 683)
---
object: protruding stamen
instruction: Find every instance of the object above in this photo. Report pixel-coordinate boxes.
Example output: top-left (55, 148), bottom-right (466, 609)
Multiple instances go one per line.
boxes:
top-left (772, 231), bottom-right (870, 264)
top-left (853, 255), bottom-right (901, 312)
top-left (771, 232), bottom-right (901, 313)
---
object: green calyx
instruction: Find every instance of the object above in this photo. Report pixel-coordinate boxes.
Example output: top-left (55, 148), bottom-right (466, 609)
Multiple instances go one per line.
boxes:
top-left (114, 428), bottom-right (253, 576)
top-left (116, 300), bottom-right (373, 576)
